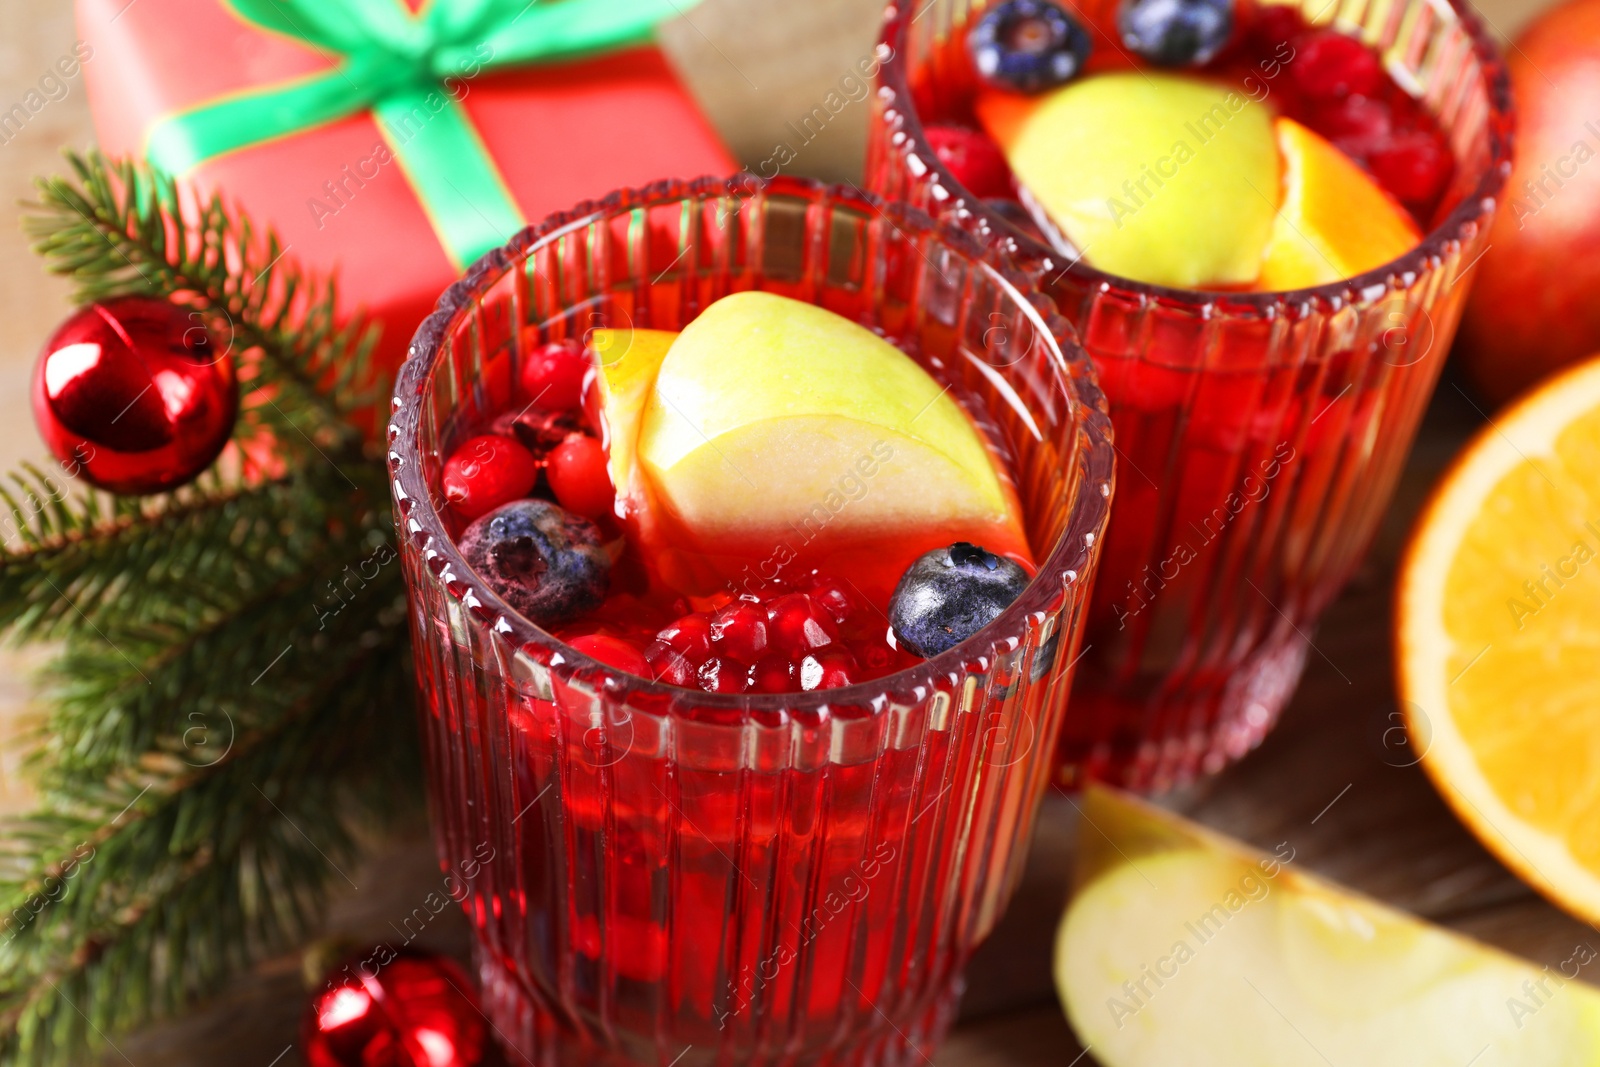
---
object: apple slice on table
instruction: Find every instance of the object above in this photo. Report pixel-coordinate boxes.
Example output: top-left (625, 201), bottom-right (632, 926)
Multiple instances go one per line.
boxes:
top-left (596, 293), bottom-right (1031, 600)
top-left (1256, 117), bottom-right (1421, 290)
top-left (976, 72), bottom-right (1282, 290)
top-left (1057, 787), bottom-right (1600, 1066)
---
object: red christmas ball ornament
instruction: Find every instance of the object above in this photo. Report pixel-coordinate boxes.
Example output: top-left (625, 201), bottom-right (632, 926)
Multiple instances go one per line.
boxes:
top-left (301, 946), bottom-right (487, 1067)
top-left (33, 297), bottom-right (238, 495)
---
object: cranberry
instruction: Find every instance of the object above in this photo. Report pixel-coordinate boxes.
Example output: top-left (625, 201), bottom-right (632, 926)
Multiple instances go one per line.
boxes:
top-left (656, 613), bottom-right (713, 660)
top-left (1290, 31), bottom-right (1381, 100)
top-left (697, 656), bottom-right (747, 693)
top-left (800, 648), bottom-right (858, 691)
top-left (521, 340), bottom-right (590, 411)
top-left (710, 601), bottom-right (769, 663)
top-left (765, 593), bottom-right (839, 655)
top-left (568, 634), bottom-right (651, 678)
top-left (748, 654), bottom-right (798, 694)
top-left (442, 434), bottom-right (539, 522)
top-left (546, 434), bottom-right (614, 520)
top-left (924, 125), bottom-right (1016, 200)
top-left (1367, 128), bottom-right (1452, 212)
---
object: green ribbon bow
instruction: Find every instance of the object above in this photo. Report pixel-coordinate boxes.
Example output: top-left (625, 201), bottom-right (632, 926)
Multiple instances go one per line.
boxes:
top-left (147, 0), bottom-right (699, 268)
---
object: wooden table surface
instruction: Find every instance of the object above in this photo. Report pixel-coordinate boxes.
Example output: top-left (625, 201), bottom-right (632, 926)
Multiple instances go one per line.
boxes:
top-left (0, 0), bottom-right (1585, 1064)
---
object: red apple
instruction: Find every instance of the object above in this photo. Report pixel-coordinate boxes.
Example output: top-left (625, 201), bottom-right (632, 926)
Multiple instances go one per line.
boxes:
top-left (1456, 0), bottom-right (1600, 406)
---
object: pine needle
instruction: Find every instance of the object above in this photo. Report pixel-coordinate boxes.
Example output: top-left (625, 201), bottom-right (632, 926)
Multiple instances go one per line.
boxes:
top-left (0, 152), bottom-right (420, 1067)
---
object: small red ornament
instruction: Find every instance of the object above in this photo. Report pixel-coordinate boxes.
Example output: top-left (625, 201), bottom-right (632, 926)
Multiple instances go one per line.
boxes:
top-left (32, 297), bottom-right (238, 495)
top-left (301, 946), bottom-right (487, 1067)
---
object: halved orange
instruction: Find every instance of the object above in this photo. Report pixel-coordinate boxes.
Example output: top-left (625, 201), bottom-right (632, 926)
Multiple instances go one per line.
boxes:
top-left (1399, 354), bottom-right (1600, 925)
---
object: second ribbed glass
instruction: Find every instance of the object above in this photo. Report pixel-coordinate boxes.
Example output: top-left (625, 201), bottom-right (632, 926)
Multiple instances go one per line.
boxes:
top-left (867, 0), bottom-right (1513, 790)
top-left (389, 177), bottom-right (1114, 1067)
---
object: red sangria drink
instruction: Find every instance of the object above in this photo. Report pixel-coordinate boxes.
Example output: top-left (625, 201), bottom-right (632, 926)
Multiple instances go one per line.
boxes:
top-left (868, 0), bottom-right (1512, 789)
top-left (389, 177), bottom-right (1113, 1067)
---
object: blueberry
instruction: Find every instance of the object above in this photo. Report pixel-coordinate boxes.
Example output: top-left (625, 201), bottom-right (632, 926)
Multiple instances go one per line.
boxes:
top-left (1118, 0), bottom-right (1234, 67)
top-left (457, 499), bottom-right (610, 627)
top-left (968, 0), bottom-right (1092, 95)
top-left (889, 542), bottom-right (1031, 658)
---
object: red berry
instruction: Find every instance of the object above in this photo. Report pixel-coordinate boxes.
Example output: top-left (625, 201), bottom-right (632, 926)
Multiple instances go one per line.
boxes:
top-left (800, 647), bottom-right (858, 691)
top-left (1367, 128), bottom-right (1452, 212)
top-left (546, 434), bottom-right (614, 520)
top-left (1246, 4), bottom-right (1302, 50)
top-left (748, 654), bottom-right (797, 694)
top-left (697, 655), bottom-right (747, 693)
top-left (626, 577), bottom-right (906, 693)
top-left (442, 434), bottom-right (539, 522)
top-left (568, 634), bottom-right (651, 678)
top-left (655, 614), bottom-right (713, 660)
top-left (856, 641), bottom-right (893, 671)
top-left (521, 340), bottom-right (590, 411)
top-left (647, 642), bottom-right (697, 687)
top-left (808, 578), bottom-right (855, 623)
top-left (710, 601), bottom-right (769, 663)
top-left (765, 593), bottom-right (839, 655)
top-left (924, 124), bottom-right (1015, 200)
top-left (1312, 94), bottom-right (1393, 154)
top-left (1291, 31), bottom-right (1382, 100)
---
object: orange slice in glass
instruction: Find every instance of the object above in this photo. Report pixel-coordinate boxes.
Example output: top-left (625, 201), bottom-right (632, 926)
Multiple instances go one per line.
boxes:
top-left (1257, 117), bottom-right (1421, 290)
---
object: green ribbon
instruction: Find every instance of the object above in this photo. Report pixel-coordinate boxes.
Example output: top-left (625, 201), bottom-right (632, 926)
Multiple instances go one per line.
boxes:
top-left (146, 0), bottom-right (699, 268)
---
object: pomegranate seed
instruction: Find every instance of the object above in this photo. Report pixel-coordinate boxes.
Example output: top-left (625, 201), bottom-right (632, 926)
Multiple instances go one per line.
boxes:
top-left (697, 655), bottom-right (748, 693)
top-left (748, 654), bottom-right (797, 693)
top-left (568, 634), bottom-right (651, 678)
top-left (442, 434), bottom-right (539, 522)
top-left (800, 647), bottom-right (858, 691)
top-left (647, 642), bottom-right (697, 687)
top-left (546, 434), bottom-right (615, 520)
top-left (656, 614), bottom-right (713, 660)
top-left (765, 593), bottom-right (839, 655)
top-left (1291, 31), bottom-right (1381, 100)
top-left (625, 576), bottom-right (904, 693)
top-left (521, 340), bottom-right (590, 411)
top-left (710, 601), bottom-right (769, 663)
top-left (857, 642), bottom-right (893, 671)
top-left (924, 124), bottom-right (1015, 200)
top-left (808, 578), bottom-right (854, 623)
top-left (1367, 128), bottom-right (1452, 211)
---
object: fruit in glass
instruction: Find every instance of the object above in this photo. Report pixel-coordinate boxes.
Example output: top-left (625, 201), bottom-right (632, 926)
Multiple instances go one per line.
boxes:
top-left (389, 176), bottom-right (1114, 1066)
top-left (867, 0), bottom-right (1514, 790)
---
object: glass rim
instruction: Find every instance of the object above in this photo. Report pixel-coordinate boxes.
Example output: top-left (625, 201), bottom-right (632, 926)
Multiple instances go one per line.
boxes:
top-left (390, 174), bottom-right (1115, 716)
top-left (874, 0), bottom-right (1515, 314)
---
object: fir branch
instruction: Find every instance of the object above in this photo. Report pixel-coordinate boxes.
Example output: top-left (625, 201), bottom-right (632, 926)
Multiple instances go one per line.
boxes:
top-left (0, 152), bottom-right (420, 1065)
top-left (0, 627), bottom-right (415, 1064)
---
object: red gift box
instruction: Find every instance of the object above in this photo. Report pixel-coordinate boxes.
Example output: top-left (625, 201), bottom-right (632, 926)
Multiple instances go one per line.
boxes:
top-left (79, 0), bottom-right (736, 371)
